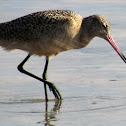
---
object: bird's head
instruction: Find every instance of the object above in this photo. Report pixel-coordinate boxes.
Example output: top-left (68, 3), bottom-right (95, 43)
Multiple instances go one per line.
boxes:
top-left (86, 15), bottom-right (126, 63)
top-left (89, 15), bottom-right (110, 39)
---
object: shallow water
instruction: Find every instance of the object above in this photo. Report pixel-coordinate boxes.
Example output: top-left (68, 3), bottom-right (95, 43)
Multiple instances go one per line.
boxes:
top-left (0, 0), bottom-right (126, 126)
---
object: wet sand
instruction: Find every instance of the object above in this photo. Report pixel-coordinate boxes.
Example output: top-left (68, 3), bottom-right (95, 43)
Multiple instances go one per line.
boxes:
top-left (0, 0), bottom-right (126, 126)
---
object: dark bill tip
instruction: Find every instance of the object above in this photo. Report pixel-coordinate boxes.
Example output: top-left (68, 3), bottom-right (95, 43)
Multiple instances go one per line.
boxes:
top-left (106, 34), bottom-right (126, 63)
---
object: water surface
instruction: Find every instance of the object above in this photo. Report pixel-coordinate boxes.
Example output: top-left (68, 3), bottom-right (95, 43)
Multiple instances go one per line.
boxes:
top-left (0, 0), bottom-right (126, 126)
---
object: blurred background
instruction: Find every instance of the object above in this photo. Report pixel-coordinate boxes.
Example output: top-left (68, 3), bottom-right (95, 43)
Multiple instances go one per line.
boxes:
top-left (0, 0), bottom-right (126, 126)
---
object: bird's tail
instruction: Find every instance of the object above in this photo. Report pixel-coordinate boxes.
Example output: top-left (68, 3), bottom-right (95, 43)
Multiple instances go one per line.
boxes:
top-left (0, 22), bottom-right (20, 51)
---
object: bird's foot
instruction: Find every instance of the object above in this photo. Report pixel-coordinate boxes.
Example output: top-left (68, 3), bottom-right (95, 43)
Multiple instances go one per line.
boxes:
top-left (45, 81), bottom-right (62, 100)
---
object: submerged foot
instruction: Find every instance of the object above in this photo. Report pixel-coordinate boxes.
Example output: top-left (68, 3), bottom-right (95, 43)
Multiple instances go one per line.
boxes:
top-left (45, 80), bottom-right (62, 99)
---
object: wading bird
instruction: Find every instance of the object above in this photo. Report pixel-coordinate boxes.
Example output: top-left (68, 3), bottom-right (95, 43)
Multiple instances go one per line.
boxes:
top-left (0, 10), bottom-right (126, 101)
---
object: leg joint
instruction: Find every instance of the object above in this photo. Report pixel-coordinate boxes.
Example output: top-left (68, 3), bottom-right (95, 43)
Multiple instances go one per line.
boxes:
top-left (17, 64), bottom-right (23, 73)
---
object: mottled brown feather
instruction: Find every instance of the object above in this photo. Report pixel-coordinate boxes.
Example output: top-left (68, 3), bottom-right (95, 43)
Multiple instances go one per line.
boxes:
top-left (0, 10), bottom-right (110, 56)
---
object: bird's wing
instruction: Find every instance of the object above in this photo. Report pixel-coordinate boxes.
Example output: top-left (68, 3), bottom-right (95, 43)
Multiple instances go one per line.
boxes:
top-left (0, 10), bottom-right (82, 43)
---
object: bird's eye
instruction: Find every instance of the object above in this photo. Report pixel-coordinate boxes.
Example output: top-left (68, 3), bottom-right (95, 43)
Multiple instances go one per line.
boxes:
top-left (102, 24), bottom-right (106, 29)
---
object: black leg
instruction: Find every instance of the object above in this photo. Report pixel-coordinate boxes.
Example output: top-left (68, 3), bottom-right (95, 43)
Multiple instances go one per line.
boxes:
top-left (17, 54), bottom-right (62, 100)
top-left (42, 56), bottom-right (49, 101)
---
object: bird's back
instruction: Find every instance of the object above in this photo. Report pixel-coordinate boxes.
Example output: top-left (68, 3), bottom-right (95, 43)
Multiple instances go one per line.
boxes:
top-left (0, 10), bottom-right (82, 56)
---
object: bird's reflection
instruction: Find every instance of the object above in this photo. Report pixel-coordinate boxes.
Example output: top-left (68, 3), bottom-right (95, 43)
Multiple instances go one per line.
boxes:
top-left (38, 99), bottom-right (62, 125)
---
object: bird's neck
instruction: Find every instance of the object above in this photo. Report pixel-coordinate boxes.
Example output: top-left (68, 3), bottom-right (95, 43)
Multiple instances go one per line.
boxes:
top-left (77, 18), bottom-right (96, 47)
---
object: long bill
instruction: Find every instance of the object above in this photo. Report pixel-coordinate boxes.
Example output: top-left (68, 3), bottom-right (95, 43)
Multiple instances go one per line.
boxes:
top-left (106, 34), bottom-right (126, 63)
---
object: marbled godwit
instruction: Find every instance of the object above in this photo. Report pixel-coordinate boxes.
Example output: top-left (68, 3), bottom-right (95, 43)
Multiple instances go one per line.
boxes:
top-left (0, 10), bottom-right (126, 101)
